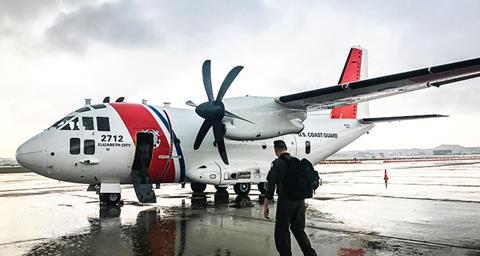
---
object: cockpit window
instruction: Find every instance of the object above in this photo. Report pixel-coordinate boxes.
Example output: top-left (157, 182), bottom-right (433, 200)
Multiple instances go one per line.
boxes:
top-left (91, 104), bottom-right (106, 109)
top-left (51, 115), bottom-right (74, 128)
top-left (97, 117), bottom-right (110, 131)
top-left (75, 107), bottom-right (91, 113)
top-left (82, 117), bottom-right (94, 130)
top-left (60, 117), bottom-right (80, 130)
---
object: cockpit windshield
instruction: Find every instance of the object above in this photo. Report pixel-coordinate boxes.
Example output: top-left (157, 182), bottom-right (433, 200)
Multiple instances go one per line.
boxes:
top-left (51, 115), bottom-right (75, 129)
top-left (49, 106), bottom-right (92, 129)
top-left (75, 106), bottom-right (91, 113)
top-left (61, 117), bottom-right (80, 130)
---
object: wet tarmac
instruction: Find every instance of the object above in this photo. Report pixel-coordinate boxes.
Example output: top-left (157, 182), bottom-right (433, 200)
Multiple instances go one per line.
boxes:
top-left (1, 160), bottom-right (480, 256)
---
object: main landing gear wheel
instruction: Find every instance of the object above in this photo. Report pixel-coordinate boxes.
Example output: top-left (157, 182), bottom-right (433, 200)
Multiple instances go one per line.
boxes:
top-left (191, 182), bottom-right (207, 193)
top-left (233, 183), bottom-right (251, 195)
top-left (257, 182), bottom-right (267, 194)
top-left (100, 193), bottom-right (121, 206)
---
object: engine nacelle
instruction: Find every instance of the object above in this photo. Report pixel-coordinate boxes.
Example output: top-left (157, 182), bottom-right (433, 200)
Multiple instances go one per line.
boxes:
top-left (222, 96), bottom-right (307, 140)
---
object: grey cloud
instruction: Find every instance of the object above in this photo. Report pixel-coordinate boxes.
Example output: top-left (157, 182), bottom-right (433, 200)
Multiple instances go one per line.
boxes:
top-left (45, 0), bottom-right (161, 51)
top-left (0, 0), bottom-right (60, 41)
top-left (44, 0), bottom-right (270, 52)
top-left (0, 0), bottom-right (58, 21)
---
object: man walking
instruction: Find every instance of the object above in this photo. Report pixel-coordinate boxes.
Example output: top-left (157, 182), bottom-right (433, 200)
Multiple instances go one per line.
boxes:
top-left (263, 140), bottom-right (317, 256)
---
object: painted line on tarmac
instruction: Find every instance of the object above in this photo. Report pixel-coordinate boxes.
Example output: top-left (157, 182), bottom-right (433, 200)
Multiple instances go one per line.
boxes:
top-left (0, 237), bottom-right (50, 247)
top-left (325, 193), bottom-right (480, 204)
top-left (326, 181), bottom-right (480, 187)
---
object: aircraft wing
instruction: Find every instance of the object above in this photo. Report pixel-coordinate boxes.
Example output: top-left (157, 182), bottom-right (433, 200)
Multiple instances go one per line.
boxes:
top-left (276, 57), bottom-right (480, 109)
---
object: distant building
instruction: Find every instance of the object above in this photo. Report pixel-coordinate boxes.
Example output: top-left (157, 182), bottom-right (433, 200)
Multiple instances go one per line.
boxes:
top-left (433, 149), bottom-right (453, 155)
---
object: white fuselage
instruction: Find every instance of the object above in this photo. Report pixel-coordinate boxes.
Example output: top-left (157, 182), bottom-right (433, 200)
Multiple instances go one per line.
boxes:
top-left (15, 102), bottom-right (374, 187)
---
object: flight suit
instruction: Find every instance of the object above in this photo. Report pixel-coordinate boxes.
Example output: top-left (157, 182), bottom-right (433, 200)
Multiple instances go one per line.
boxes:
top-left (266, 153), bottom-right (317, 256)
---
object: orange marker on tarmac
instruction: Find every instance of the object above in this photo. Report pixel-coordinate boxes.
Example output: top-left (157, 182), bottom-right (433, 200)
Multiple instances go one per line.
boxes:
top-left (384, 169), bottom-right (389, 189)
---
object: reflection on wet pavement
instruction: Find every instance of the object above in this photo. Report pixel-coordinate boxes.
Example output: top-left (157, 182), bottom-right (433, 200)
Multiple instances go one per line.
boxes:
top-left (20, 193), bottom-right (266, 256)
top-left (1, 161), bottom-right (480, 255)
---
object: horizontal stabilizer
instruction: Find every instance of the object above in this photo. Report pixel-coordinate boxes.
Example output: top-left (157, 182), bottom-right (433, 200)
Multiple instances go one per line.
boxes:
top-left (360, 114), bottom-right (448, 123)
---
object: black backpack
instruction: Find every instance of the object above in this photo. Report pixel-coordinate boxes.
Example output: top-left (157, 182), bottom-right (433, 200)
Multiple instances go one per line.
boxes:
top-left (281, 157), bottom-right (320, 200)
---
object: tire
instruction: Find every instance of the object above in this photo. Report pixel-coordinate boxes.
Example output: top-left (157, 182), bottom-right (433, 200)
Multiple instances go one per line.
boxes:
top-left (100, 193), bottom-right (121, 206)
top-left (257, 182), bottom-right (267, 194)
top-left (191, 182), bottom-right (207, 193)
top-left (233, 183), bottom-right (251, 195)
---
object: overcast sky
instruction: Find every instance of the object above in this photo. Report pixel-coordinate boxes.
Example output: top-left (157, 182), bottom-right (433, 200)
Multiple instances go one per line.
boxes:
top-left (1, 0), bottom-right (480, 158)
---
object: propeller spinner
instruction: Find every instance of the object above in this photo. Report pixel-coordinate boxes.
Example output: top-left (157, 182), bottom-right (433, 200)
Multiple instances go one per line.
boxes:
top-left (192, 60), bottom-right (250, 165)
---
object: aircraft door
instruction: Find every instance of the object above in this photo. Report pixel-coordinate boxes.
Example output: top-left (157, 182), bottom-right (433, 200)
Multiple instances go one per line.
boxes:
top-left (131, 131), bottom-right (157, 203)
top-left (132, 132), bottom-right (154, 183)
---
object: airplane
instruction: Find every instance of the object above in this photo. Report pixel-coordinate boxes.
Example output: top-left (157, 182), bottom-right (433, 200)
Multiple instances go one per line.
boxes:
top-left (15, 47), bottom-right (480, 205)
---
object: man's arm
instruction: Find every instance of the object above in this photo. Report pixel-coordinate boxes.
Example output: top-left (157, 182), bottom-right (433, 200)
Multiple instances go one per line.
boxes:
top-left (263, 161), bottom-right (280, 219)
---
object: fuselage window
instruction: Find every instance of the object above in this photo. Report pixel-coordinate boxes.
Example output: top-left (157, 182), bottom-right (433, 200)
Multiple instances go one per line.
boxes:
top-left (97, 117), bottom-right (110, 131)
top-left (70, 138), bottom-right (80, 155)
top-left (82, 117), bottom-right (94, 130)
top-left (61, 117), bottom-right (80, 130)
top-left (305, 141), bottom-right (311, 154)
top-left (84, 139), bottom-right (95, 155)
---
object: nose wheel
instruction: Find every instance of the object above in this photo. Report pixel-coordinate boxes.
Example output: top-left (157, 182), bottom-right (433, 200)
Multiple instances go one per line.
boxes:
top-left (100, 193), bottom-right (121, 206)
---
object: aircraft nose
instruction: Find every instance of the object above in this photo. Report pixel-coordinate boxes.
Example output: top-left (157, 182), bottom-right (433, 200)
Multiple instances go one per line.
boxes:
top-left (16, 134), bottom-right (46, 172)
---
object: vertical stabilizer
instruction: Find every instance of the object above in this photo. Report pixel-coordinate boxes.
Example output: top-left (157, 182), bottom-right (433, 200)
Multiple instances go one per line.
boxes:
top-left (330, 46), bottom-right (369, 119)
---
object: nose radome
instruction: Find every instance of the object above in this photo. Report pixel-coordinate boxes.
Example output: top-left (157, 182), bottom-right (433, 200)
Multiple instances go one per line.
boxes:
top-left (16, 134), bottom-right (46, 172)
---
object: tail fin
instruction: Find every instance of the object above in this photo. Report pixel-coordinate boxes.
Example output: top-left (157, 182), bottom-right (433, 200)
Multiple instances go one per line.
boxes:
top-left (330, 46), bottom-right (369, 119)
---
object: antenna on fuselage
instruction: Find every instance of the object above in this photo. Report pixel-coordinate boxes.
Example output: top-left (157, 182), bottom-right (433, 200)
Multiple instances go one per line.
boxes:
top-left (103, 97), bottom-right (110, 103)
top-left (115, 97), bottom-right (125, 102)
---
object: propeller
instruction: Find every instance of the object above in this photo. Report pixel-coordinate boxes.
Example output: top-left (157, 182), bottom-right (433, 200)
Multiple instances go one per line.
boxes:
top-left (192, 60), bottom-right (251, 165)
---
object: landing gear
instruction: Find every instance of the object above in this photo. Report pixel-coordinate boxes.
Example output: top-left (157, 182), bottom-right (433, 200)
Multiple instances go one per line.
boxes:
top-left (98, 183), bottom-right (121, 205)
top-left (257, 182), bottom-right (267, 194)
top-left (233, 183), bottom-right (251, 195)
top-left (100, 193), bottom-right (121, 206)
top-left (191, 182), bottom-right (207, 193)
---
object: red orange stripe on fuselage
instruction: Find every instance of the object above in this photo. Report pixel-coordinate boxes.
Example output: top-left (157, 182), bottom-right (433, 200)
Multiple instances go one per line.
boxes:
top-left (110, 103), bottom-right (176, 183)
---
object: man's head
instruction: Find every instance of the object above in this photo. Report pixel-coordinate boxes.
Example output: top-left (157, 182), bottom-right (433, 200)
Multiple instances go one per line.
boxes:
top-left (273, 140), bottom-right (288, 157)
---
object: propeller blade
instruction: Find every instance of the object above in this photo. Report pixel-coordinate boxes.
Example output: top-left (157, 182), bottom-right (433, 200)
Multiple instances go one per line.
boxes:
top-left (185, 100), bottom-right (197, 107)
top-left (212, 120), bottom-right (229, 165)
top-left (202, 60), bottom-right (214, 102)
top-left (193, 119), bottom-right (212, 150)
top-left (224, 110), bottom-right (254, 124)
top-left (216, 66), bottom-right (244, 102)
